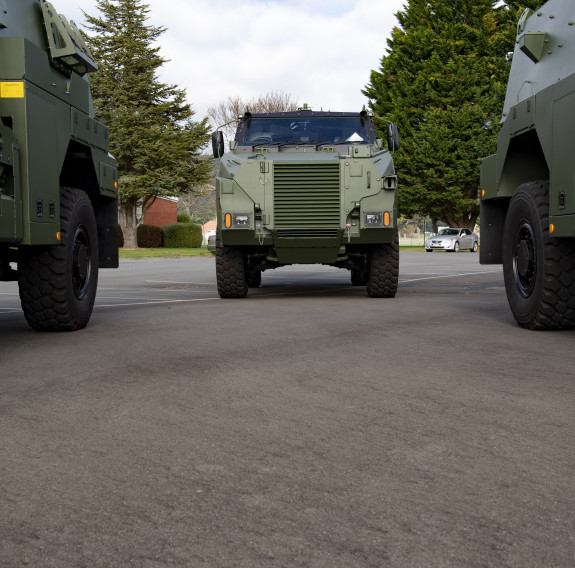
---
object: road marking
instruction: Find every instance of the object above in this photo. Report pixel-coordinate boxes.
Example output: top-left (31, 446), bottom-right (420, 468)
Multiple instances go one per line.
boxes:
top-left (146, 280), bottom-right (215, 285)
top-left (95, 297), bottom-right (221, 308)
top-left (399, 270), bottom-right (501, 284)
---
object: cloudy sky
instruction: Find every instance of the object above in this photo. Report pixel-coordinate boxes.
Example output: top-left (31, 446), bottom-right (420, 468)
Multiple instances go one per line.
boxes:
top-left (55, 0), bottom-right (407, 124)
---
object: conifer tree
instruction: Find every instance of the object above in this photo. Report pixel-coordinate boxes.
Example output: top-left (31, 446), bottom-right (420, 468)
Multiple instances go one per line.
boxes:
top-left (363, 1), bottom-right (544, 229)
top-left (84, 0), bottom-right (212, 248)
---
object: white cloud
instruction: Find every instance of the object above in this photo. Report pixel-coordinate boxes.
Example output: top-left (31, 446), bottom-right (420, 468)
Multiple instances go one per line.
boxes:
top-left (53, 0), bottom-right (406, 123)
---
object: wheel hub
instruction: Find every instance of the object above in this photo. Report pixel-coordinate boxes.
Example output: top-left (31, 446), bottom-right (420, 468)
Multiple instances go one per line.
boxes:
top-left (513, 222), bottom-right (536, 297)
top-left (516, 239), bottom-right (533, 278)
top-left (72, 225), bottom-right (91, 299)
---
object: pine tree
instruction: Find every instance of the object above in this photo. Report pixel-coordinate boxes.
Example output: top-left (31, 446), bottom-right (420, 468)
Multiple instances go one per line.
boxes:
top-left (363, 0), bottom-right (544, 229)
top-left (84, 0), bottom-right (212, 248)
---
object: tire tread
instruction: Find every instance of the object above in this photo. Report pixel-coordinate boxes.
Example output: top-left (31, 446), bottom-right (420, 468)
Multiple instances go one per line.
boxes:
top-left (505, 181), bottom-right (575, 330)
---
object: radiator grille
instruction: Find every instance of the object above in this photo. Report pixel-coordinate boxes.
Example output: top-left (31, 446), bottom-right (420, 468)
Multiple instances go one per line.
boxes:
top-left (275, 228), bottom-right (339, 238)
top-left (273, 163), bottom-right (341, 228)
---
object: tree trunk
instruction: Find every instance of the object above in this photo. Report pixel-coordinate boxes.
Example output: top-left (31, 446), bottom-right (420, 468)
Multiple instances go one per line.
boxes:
top-left (119, 198), bottom-right (138, 248)
top-left (445, 213), bottom-right (478, 231)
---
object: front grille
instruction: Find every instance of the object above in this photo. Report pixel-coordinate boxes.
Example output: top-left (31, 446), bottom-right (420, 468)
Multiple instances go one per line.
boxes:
top-left (275, 228), bottom-right (339, 238)
top-left (273, 163), bottom-right (340, 228)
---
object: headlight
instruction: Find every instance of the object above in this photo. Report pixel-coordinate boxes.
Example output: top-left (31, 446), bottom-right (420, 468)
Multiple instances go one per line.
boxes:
top-left (233, 213), bottom-right (250, 228)
top-left (364, 212), bottom-right (383, 227)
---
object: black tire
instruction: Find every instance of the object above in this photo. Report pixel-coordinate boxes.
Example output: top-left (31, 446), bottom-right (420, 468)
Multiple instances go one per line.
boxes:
top-left (366, 230), bottom-right (399, 298)
top-left (471, 241), bottom-right (478, 252)
top-left (18, 187), bottom-right (99, 331)
top-left (502, 180), bottom-right (575, 330)
top-left (215, 239), bottom-right (248, 298)
top-left (426, 249), bottom-right (433, 253)
top-left (453, 241), bottom-right (460, 252)
top-left (246, 267), bottom-right (262, 288)
top-left (351, 267), bottom-right (369, 286)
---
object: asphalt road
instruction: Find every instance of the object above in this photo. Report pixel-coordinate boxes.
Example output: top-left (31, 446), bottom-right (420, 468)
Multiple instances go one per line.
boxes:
top-left (1, 252), bottom-right (574, 567)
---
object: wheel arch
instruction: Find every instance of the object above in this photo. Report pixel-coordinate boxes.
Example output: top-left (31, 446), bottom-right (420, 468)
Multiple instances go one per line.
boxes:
top-left (498, 130), bottom-right (549, 197)
top-left (480, 130), bottom-right (549, 265)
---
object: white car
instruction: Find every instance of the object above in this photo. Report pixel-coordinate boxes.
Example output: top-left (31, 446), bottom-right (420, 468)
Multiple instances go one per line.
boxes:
top-left (425, 228), bottom-right (479, 252)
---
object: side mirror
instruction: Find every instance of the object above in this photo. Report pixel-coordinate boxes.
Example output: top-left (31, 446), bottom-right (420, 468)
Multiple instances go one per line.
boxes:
top-left (386, 123), bottom-right (400, 152)
top-left (212, 131), bottom-right (225, 158)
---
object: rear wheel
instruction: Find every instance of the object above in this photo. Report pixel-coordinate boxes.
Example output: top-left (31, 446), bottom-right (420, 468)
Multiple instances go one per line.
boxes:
top-left (471, 241), bottom-right (478, 252)
top-left (366, 230), bottom-right (399, 298)
top-left (215, 238), bottom-right (248, 298)
top-left (18, 187), bottom-right (99, 331)
top-left (502, 180), bottom-right (575, 329)
top-left (351, 267), bottom-right (369, 286)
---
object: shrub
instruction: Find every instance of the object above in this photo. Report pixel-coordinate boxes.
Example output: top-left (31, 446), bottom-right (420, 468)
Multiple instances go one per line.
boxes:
top-left (177, 211), bottom-right (191, 223)
top-left (118, 224), bottom-right (124, 248)
top-left (137, 224), bottom-right (164, 248)
top-left (163, 223), bottom-right (202, 248)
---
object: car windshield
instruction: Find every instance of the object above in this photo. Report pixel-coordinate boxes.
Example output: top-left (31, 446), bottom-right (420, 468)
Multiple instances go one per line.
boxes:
top-left (238, 116), bottom-right (372, 146)
top-left (437, 229), bottom-right (460, 236)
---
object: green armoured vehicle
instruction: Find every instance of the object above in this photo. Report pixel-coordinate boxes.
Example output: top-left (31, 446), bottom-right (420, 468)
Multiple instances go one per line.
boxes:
top-left (480, 0), bottom-right (575, 330)
top-left (0, 0), bottom-right (118, 331)
top-left (211, 108), bottom-right (400, 298)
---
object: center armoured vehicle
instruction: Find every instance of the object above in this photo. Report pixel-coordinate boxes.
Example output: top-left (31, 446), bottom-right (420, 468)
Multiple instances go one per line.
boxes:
top-left (212, 107), bottom-right (400, 298)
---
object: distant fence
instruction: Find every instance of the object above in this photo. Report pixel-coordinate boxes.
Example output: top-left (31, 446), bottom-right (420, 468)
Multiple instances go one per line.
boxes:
top-left (399, 235), bottom-right (426, 246)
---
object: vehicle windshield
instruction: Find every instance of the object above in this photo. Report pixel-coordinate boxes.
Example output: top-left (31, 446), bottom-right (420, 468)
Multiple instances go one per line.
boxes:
top-left (437, 229), bottom-right (460, 236)
top-left (238, 116), bottom-right (372, 146)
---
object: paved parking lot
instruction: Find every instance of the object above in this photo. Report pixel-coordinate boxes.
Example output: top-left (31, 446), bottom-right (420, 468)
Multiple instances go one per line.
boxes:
top-left (1, 253), bottom-right (574, 567)
top-left (1, 250), bottom-right (503, 317)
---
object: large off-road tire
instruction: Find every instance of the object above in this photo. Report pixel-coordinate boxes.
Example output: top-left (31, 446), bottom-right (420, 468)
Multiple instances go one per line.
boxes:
top-left (366, 231), bottom-right (399, 298)
top-left (215, 240), bottom-right (248, 298)
top-left (18, 187), bottom-right (99, 331)
top-left (502, 180), bottom-right (575, 330)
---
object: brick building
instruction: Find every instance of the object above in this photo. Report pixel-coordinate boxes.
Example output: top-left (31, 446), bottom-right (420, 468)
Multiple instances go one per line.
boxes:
top-left (142, 197), bottom-right (178, 227)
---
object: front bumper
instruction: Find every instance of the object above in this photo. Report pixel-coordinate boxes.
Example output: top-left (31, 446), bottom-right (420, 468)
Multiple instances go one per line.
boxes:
top-left (426, 240), bottom-right (457, 251)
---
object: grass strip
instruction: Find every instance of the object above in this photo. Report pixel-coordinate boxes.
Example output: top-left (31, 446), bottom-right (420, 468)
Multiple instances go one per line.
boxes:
top-left (119, 246), bottom-right (431, 259)
top-left (119, 247), bottom-right (213, 259)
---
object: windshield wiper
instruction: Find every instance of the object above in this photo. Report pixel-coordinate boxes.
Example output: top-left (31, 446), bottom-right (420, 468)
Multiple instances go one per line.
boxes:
top-left (314, 141), bottom-right (339, 149)
top-left (249, 141), bottom-right (296, 150)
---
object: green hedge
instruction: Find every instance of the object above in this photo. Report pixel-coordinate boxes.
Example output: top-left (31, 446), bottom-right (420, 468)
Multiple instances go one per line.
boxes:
top-left (177, 211), bottom-right (191, 223)
top-left (163, 223), bottom-right (202, 248)
top-left (137, 224), bottom-right (164, 248)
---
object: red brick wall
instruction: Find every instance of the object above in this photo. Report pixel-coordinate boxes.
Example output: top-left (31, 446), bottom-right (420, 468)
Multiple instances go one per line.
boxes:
top-left (143, 198), bottom-right (177, 227)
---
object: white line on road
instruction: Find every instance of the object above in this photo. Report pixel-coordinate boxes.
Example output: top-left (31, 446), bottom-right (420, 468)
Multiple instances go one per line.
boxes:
top-left (95, 297), bottom-right (221, 308)
top-left (399, 270), bottom-right (501, 284)
top-left (145, 280), bottom-right (215, 285)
